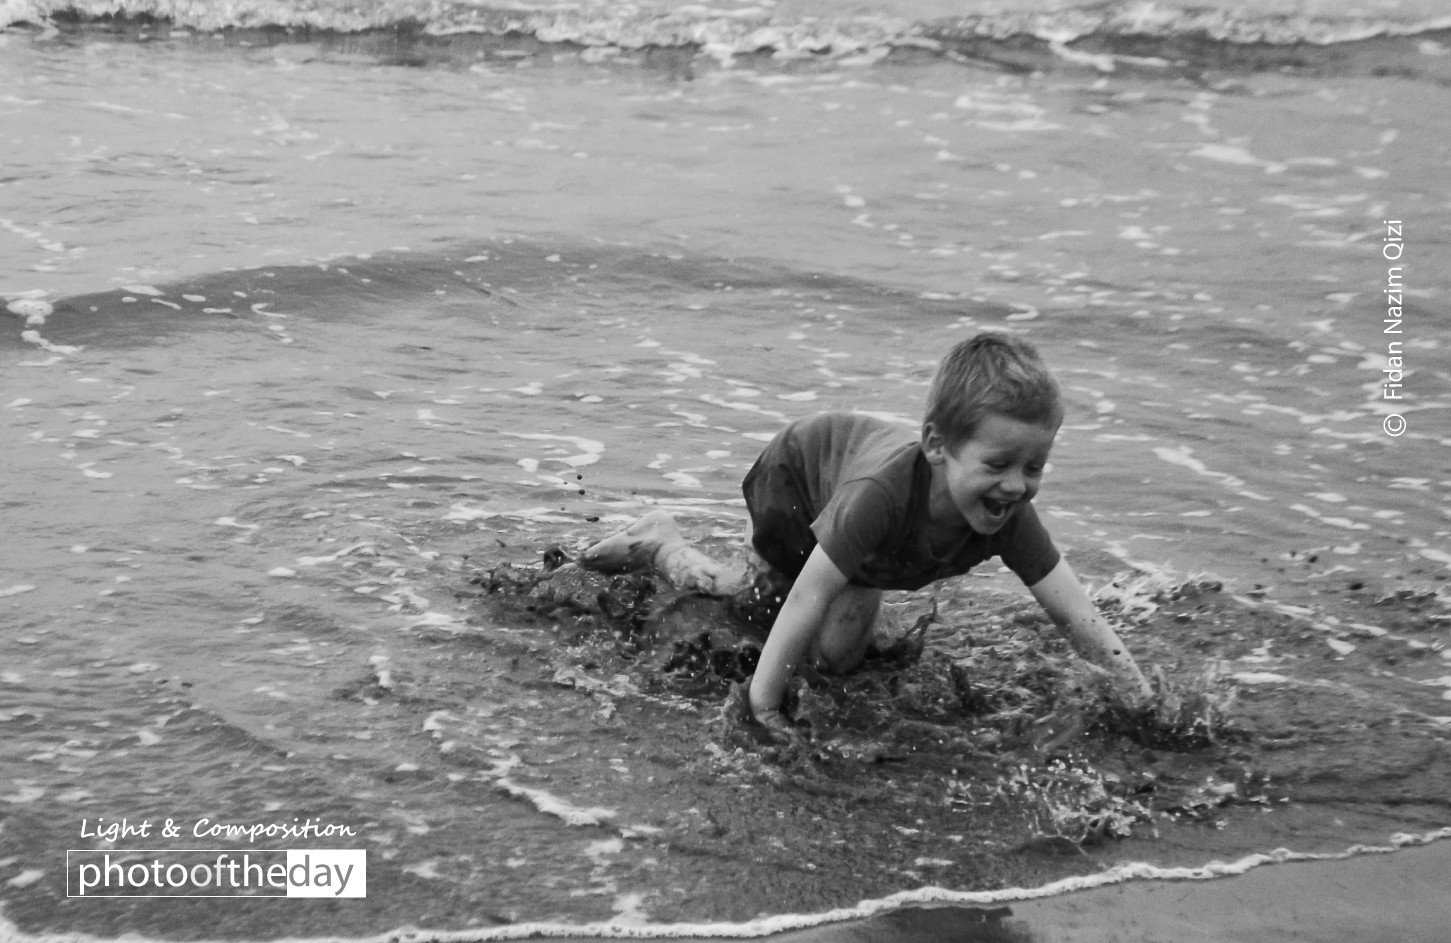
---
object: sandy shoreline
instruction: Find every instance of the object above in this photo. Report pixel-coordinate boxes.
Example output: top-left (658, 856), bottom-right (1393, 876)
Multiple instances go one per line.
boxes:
top-left (529, 838), bottom-right (1451, 943)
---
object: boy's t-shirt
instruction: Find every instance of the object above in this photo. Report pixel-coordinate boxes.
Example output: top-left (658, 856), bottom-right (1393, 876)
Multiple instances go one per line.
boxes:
top-left (742, 412), bottom-right (1060, 591)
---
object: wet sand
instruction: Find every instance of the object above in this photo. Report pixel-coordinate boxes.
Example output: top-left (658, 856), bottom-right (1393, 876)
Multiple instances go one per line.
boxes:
top-left (999, 840), bottom-right (1451, 943)
top-left (535, 839), bottom-right (1451, 942)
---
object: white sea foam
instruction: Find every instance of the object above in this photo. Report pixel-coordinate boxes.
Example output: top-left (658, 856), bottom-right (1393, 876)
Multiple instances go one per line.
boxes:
top-left (297, 541), bottom-right (376, 566)
top-left (1420, 548), bottom-right (1451, 569)
top-left (1151, 445), bottom-right (1242, 487)
top-left (1289, 502), bottom-right (1370, 531)
top-left (491, 777), bottom-right (617, 827)
top-left (20, 329), bottom-right (79, 354)
top-left (6, 869), bottom-right (45, 888)
top-left (5, 297), bottom-right (52, 325)
top-left (1231, 671), bottom-right (1292, 685)
top-left (500, 432), bottom-right (604, 467)
top-left (402, 859), bottom-right (446, 880)
top-left (1192, 143), bottom-right (1287, 174)
top-left (406, 611), bottom-right (470, 631)
top-left (6, 829), bottom-right (1447, 942)
top-left (444, 503), bottom-right (579, 523)
top-left (9, 0), bottom-right (1448, 58)
top-left (699, 394), bottom-right (788, 421)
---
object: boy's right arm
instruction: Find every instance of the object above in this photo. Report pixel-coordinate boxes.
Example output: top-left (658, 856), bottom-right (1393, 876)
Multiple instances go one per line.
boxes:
top-left (749, 545), bottom-right (849, 736)
top-left (1028, 558), bottom-right (1153, 704)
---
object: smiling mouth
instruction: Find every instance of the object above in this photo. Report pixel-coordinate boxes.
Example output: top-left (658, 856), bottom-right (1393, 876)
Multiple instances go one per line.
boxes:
top-left (981, 497), bottom-right (1015, 520)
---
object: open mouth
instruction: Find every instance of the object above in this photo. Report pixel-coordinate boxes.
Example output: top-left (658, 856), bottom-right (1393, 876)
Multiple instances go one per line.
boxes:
top-left (981, 497), bottom-right (1015, 521)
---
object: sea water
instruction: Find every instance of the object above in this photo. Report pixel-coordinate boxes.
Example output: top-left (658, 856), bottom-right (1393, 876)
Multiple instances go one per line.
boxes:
top-left (2, 0), bottom-right (1449, 938)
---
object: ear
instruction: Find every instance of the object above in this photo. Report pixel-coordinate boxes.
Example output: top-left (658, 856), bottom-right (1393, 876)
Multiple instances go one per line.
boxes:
top-left (921, 422), bottom-right (949, 465)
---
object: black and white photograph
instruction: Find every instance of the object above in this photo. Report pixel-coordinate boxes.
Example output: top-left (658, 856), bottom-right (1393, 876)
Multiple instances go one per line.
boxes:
top-left (2, 0), bottom-right (1448, 940)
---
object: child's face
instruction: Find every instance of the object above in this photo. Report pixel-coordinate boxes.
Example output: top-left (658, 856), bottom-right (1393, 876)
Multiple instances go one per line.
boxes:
top-left (925, 413), bottom-right (1058, 535)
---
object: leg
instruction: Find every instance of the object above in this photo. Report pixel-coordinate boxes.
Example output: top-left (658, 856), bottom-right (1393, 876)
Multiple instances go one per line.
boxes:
top-left (581, 509), bottom-right (746, 596)
top-left (726, 519), bottom-right (878, 664)
top-left (808, 586), bottom-right (881, 674)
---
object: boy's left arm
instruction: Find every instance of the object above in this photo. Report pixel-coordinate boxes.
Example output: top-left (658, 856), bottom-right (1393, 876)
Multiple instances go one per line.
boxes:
top-left (1028, 558), bottom-right (1153, 703)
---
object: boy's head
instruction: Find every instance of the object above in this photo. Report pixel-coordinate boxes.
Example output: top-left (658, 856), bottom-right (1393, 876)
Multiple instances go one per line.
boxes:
top-left (923, 333), bottom-right (1063, 450)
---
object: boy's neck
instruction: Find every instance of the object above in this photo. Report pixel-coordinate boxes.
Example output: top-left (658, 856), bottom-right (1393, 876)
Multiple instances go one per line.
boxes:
top-left (925, 461), bottom-right (974, 536)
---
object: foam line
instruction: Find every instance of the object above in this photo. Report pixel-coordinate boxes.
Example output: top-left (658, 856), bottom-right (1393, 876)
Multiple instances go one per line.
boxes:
top-left (491, 778), bottom-right (618, 828)
top-left (6, 829), bottom-right (1449, 942)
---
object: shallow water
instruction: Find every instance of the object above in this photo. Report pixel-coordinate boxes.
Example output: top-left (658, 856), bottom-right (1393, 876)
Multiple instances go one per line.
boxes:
top-left (2, 5), bottom-right (1450, 940)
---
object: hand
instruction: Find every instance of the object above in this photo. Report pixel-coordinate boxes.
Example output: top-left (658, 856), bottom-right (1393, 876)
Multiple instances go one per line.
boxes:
top-left (1111, 661), bottom-right (1154, 712)
top-left (752, 705), bottom-right (803, 746)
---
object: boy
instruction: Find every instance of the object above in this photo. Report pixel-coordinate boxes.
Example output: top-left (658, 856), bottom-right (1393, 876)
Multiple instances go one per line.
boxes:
top-left (583, 333), bottom-right (1152, 739)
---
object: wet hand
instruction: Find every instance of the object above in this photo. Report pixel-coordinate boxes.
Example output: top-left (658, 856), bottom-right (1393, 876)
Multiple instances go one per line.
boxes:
top-left (1112, 662), bottom-right (1155, 712)
top-left (753, 705), bottom-right (804, 746)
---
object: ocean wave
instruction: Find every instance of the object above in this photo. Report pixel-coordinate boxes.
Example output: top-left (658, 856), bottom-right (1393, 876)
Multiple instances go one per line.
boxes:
top-left (4, 0), bottom-right (1451, 55)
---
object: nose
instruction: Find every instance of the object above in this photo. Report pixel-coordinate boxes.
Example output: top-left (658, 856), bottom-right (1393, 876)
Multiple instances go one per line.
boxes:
top-left (998, 468), bottom-right (1028, 498)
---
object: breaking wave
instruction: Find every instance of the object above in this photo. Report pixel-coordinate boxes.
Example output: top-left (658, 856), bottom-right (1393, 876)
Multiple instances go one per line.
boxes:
top-left (5, 0), bottom-right (1451, 58)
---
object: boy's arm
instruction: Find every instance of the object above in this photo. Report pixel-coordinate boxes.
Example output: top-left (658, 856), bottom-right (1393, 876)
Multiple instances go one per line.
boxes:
top-left (1028, 558), bottom-right (1153, 703)
top-left (749, 545), bottom-right (849, 735)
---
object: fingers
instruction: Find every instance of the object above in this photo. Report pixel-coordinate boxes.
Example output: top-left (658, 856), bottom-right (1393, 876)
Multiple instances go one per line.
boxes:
top-left (753, 707), bottom-right (804, 746)
top-left (1108, 664), bottom-right (1154, 711)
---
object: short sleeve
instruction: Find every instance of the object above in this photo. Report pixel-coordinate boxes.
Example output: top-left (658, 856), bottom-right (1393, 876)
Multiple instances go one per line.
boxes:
top-left (809, 479), bottom-right (898, 580)
top-left (995, 502), bottom-right (1061, 587)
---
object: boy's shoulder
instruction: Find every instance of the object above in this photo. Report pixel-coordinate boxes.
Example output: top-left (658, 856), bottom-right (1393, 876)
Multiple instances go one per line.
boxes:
top-left (780, 411), bottom-right (921, 495)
